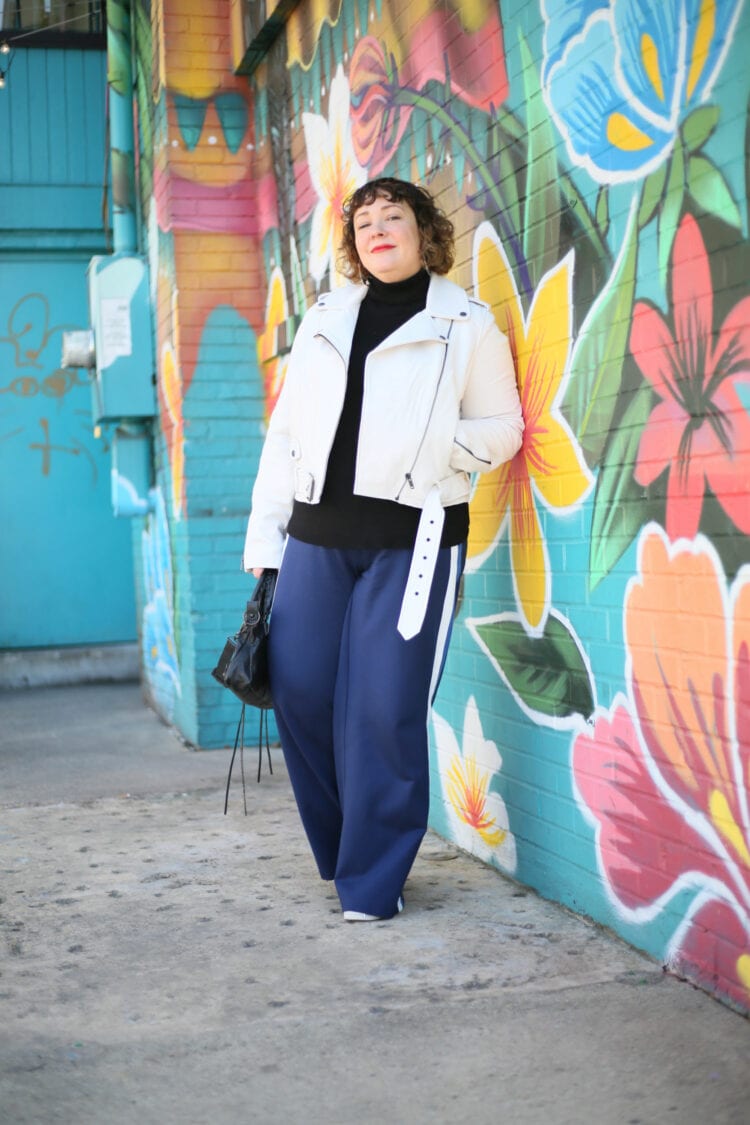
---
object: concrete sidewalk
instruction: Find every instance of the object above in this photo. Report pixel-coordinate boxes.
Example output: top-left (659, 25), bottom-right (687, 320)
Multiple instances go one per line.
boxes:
top-left (1, 683), bottom-right (747, 1125)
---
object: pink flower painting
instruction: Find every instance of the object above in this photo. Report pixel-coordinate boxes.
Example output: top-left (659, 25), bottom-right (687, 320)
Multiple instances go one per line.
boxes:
top-left (573, 524), bottom-right (750, 1009)
top-left (631, 213), bottom-right (750, 540)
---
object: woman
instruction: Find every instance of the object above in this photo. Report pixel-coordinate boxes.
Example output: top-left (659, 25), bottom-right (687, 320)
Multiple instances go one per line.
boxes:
top-left (243, 178), bottom-right (523, 921)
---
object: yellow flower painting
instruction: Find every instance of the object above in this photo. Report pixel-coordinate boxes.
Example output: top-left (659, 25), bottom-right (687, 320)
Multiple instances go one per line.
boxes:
top-left (470, 221), bottom-right (593, 634)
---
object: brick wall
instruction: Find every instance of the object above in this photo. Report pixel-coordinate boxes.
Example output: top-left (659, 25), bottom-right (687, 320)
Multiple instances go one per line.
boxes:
top-left (135, 0), bottom-right (750, 1012)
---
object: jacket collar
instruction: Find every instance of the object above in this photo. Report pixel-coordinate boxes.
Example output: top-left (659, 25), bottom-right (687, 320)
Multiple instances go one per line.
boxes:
top-left (315, 273), bottom-right (471, 321)
top-left (313, 273), bottom-right (471, 358)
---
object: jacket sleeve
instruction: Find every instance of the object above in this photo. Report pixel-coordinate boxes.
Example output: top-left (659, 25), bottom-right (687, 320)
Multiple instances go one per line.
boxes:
top-left (449, 305), bottom-right (524, 474)
top-left (242, 357), bottom-right (295, 572)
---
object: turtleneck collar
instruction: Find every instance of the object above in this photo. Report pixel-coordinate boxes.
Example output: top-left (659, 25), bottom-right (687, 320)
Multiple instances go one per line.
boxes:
top-left (364, 268), bottom-right (430, 306)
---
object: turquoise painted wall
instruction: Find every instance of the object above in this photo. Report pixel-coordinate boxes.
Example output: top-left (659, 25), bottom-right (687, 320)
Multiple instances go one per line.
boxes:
top-left (0, 48), bottom-right (136, 648)
top-left (135, 0), bottom-right (750, 1011)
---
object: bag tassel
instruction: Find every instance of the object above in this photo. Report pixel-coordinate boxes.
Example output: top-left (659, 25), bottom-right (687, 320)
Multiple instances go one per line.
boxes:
top-left (223, 704), bottom-right (274, 815)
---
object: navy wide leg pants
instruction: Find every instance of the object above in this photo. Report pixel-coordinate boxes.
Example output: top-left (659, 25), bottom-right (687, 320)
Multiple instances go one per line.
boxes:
top-left (268, 537), bottom-right (465, 918)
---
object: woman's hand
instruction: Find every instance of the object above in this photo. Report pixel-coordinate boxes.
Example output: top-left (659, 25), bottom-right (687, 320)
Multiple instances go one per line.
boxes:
top-left (252, 567), bottom-right (264, 579)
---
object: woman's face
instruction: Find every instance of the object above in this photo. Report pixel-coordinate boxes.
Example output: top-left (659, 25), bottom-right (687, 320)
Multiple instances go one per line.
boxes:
top-left (353, 193), bottom-right (423, 283)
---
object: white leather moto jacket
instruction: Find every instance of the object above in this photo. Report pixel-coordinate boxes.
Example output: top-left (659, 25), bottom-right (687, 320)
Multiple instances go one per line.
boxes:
top-left (243, 273), bottom-right (523, 577)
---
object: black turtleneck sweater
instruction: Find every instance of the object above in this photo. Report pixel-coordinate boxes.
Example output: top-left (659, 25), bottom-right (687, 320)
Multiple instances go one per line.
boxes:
top-left (287, 269), bottom-right (469, 550)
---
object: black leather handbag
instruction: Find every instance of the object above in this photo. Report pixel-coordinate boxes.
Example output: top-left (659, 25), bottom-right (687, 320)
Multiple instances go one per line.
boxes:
top-left (212, 569), bottom-right (277, 710)
top-left (212, 569), bottom-right (278, 810)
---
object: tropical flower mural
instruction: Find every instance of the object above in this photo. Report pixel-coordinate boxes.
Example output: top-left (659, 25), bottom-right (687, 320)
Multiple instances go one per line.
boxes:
top-left (141, 487), bottom-right (181, 718)
top-left (348, 8), bottom-right (509, 177)
top-left (542, 0), bottom-right (745, 184)
top-left (573, 525), bottom-right (750, 1009)
top-left (302, 65), bottom-right (366, 286)
top-left (128, 0), bottom-right (750, 1011)
top-left (257, 267), bottom-right (291, 421)
top-left (432, 697), bottom-right (517, 874)
top-left (469, 223), bottom-right (592, 634)
top-left (160, 341), bottom-right (185, 521)
top-left (266, 5), bottom-right (749, 1017)
top-left (631, 212), bottom-right (750, 540)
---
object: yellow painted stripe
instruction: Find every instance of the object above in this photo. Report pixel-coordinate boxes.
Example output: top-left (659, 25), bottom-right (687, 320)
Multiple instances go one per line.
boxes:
top-left (687, 0), bottom-right (716, 100)
top-left (737, 954), bottom-right (750, 996)
top-left (641, 32), bottom-right (665, 101)
top-left (709, 788), bottom-right (750, 866)
top-left (606, 111), bottom-right (655, 151)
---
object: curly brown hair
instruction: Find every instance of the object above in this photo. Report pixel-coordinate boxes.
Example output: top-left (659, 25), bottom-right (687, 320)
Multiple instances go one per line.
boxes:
top-left (337, 178), bottom-right (455, 282)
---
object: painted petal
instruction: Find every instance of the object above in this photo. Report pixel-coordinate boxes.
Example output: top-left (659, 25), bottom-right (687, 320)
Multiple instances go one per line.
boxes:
top-left (573, 703), bottom-right (726, 911)
top-left (629, 300), bottom-right (681, 401)
top-left (349, 36), bottom-right (411, 173)
top-left (634, 399), bottom-right (685, 486)
top-left (671, 215), bottom-right (714, 392)
top-left (612, 0), bottom-right (681, 118)
top-left (732, 572), bottom-right (750, 825)
top-left (436, 742), bottom-right (499, 854)
top-left (467, 459), bottom-right (514, 567)
top-left (682, 0), bottom-right (745, 105)
top-left (301, 112), bottom-right (330, 197)
top-left (308, 201), bottom-right (333, 284)
top-left (510, 488), bottom-right (549, 631)
top-left (463, 696), bottom-right (503, 774)
top-left (701, 378), bottom-right (750, 535)
top-left (626, 529), bottom-right (739, 835)
top-left (431, 710), bottom-right (469, 841)
top-left (545, 11), bottom-right (673, 184)
top-left (432, 707), bottom-right (460, 769)
top-left (483, 790), bottom-right (517, 874)
top-left (715, 296), bottom-right (750, 373)
top-left (473, 222), bottom-right (524, 368)
top-left (664, 448), bottom-right (705, 540)
top-left (402, 7), bottom-right (509, 111)
top-left (668, 897), bottom-right (750, 1010)
top-left (447, 755), bottom-right (504, 847)
top-left (530, 412), bottom-right (592, 510)
top-left (542, 0), bottom-right (606, 78)
top-left (328, 66), bottom-right (354, 137)
top-left (523, 253), bottom-right (573, 418)
top-left (258, 268), bottom-right (288, 364)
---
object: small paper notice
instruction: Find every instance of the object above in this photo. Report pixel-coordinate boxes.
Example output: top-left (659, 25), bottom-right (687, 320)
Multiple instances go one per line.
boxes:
top-left (100, 297), bottom-right (132, 369)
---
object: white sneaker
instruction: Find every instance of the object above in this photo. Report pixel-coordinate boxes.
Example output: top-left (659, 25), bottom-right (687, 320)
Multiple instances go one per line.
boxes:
top-left (344, 896), bottom-right (404, 922)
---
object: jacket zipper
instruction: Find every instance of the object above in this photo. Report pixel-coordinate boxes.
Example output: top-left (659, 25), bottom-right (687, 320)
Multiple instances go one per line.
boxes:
top-left (453, 437), bottom-right (491, 465)
top-left (312, 331), bottom-right (349, 494)
top-left (395, 322), bottom-right (454, 501)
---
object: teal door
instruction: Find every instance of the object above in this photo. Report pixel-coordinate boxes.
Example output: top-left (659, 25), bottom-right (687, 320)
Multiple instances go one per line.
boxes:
top-left (0, 259), bottom-right (137, 647)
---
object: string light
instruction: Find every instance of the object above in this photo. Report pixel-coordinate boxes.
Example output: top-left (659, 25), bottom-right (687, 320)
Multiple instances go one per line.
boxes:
top-left (0, 3), bottom-right (104, 91)
top-left (0, 42), bottom-right (11, 90)
top-left (1, 3), bottom-right (104, 42)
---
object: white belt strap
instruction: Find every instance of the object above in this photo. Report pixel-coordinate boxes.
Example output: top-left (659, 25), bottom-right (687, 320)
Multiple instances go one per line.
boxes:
top-left (397, 485), bottom-right (445, 640)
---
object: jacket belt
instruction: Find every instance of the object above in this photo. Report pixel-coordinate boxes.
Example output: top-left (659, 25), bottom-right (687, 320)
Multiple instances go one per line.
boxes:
top-left (397, 485), bottom-right (445, 640)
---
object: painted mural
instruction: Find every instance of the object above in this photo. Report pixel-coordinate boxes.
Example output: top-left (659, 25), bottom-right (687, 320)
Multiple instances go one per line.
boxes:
top-left (270, 0), bottom-right (750, 1011)
top-left (129, 0), bottom-right (266, 724)
top-left (136, 1), bottom-right (750, 1010)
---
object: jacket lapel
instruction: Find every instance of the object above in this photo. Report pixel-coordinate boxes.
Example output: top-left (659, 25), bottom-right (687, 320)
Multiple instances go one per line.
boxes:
top-left (312, 284), bottom-right (366, 368)
top-left (312, 273), bottom-right (471, 358)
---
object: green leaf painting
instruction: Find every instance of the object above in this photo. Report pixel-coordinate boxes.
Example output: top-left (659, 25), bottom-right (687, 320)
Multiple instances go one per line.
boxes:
top-left (682, 105), bottom-right (720, 153)
top-left (657, 138), bottom-right (686, 291)
top-left (563, 198), bottom-right (639, 467)
top-left (519, 33), bottom-right (560, 290)
top-left (687, 155), bottom-right (742, 228)
top-left (589, 385), bottom-right (658, 590)
top-left (638, 162), bottom-right (668, 229)
top-left (467, 611), bottom-right (595, 728)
